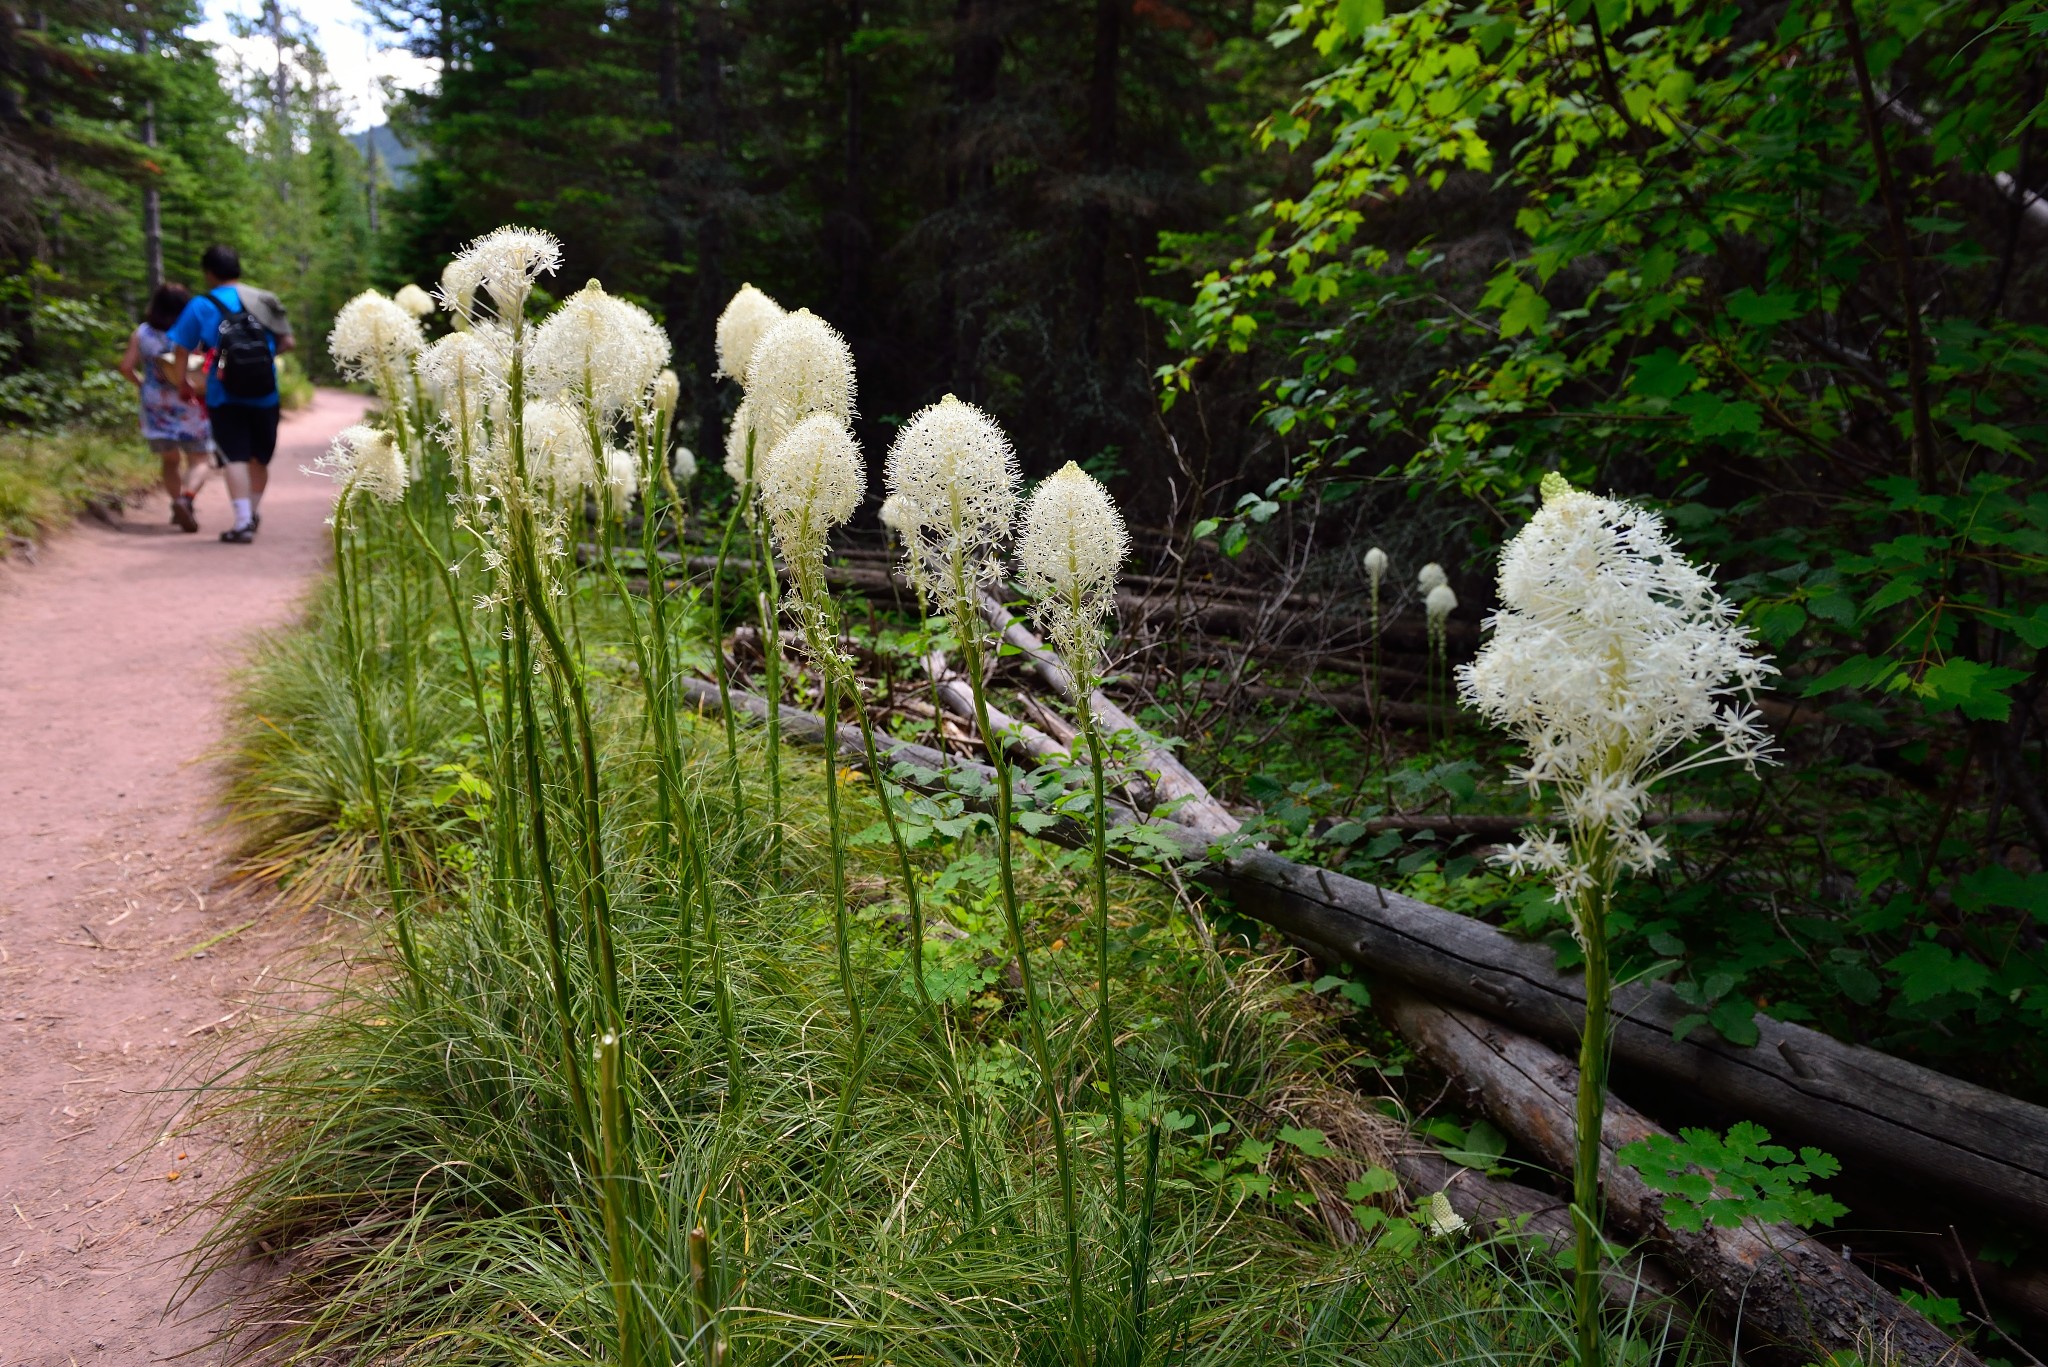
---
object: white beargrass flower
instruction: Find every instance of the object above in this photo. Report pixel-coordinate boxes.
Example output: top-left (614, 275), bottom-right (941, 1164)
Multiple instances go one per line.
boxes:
top-left (1018, 461), bottom-right (1127, 692)
top-left (878, 493), bottom-right (908, 535)
top-left (761, 414), bottom-right (863, 630)
top-left (523, 399), bottom-right (597, 500)
top-left (716, 284), bottom-right (784, 385)
top-left (1457, 474), bottom-right (1776, 928)
top-left (884, 394), bottom-right (1019, 621)
top-left (747, 308), bottom-right (855, 456)
top-left (1426, 582), bottom-right (1458, 626)
top-left (419, 330), bottom-right (498, 416)
top-left (530, 280), bottom-right (670, 419)
top-left (447, 225), bottom-right (561, 323)
top-left (603, 447), bottom-right (639, 503)
top-left (652, 369), bottom-right (680, 420)
top-left (393, 283), bottom-right (436, 317)
top-left (1364, 546), bottom-right (1388, 585)
top-left (671, 444), bottom-right (697, 484)
top-left (316, 424), bottom-right (409, 504)
top-left (328, 290), bottom-right (424, 385)
top-left (723, 396), bottom-right (761, 498)
top-left (1418, 562), bottom-right (1447, 595)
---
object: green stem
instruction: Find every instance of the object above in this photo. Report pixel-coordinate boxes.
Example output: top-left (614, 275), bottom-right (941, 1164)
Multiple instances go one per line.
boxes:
top-left (1082, 696), bottom-right (1127, 1213)
top-left (332, 505), bottom-right (423, 992)
top-left (1571, 856), bottom-right (1613, 1367)
top-left (812, 634), bottom-right (868, 1208)
top-left (958, 615), bottom-right (1082, 1363)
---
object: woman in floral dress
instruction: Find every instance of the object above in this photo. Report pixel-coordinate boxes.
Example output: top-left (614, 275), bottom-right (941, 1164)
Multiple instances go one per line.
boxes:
top-left (117, 282), bottom-right (214, 533)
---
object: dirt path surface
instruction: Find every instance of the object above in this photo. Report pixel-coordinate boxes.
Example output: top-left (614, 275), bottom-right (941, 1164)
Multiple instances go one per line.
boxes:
top-left (0, 390), bottom-right (367, 1366)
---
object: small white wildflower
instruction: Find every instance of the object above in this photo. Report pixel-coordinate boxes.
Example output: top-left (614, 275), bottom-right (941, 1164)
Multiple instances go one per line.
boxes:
top-left (393, 283), bottom-right (436, 318)
top-left (1364, 546), bottom-right (1388, 586)
top-left (883, 394), bottom-right (1019, 619)
top-left (1018, 461), bottom-right (1127, 692)
top-left (1424, 1190), bottom-right (1468, 1238)
top-left (1418, 562), bottom-right (1447, 595)
top-left (439, 255), bottom-right (483, 327)
top-left (670, 444), bottom-right (697, 484)
top-left (317, 424), bottom-right (408, 504)
top-left (328, 290), bottom-right (424, 385)
top-left (1426, 583), bottom-right (1458, 625)
top-left (878, 492), bottom-right (908, 535)
top-left (747, 308), bottom-right (856, 456)
top-left (1460, 473), bottom-right (1777, 928)
top-left (716, 284), bottom-right (785, 385)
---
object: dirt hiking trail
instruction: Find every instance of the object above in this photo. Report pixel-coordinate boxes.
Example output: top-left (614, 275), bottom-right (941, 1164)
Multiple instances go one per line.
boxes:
top-left (1, 390), bottom-right (367, 1366)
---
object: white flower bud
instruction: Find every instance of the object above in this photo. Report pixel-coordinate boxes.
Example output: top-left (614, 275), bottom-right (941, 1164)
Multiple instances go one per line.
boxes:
top-left (878, 493), bottom-right (908, 534)
top-left (530, 280), bottom-right (670, 419)
top-left (1418, 562), bottom-right (1447, 595)
top-left (1018, 462), bottom-right (1127, 687)
top-left (1364, 546), bottom-right (1388, 585)
top-left (722, 396), bottom-right (761, 495)
top-left (761, 415), bottom-right (864, 645)
top-left (603, 447), bottom-right (639, 504)
top-left (747, 308), bottom-right (855, 456)
top-left (328, 290), bottom-right (423, 383)
top-left (715, 284), bottom-right (784, 386)
top-left (393, 283), bottom-right (436, 318)
top-left (317, 424), bottom-right (408, 504)
top-left (884, 394), bottom-right (1018, 617)
top-left (652, 368), bottom-right (680, 418)
top-left (670, 444), bottom-right (697, 484)
top-left (1425, 583), bottom-right (1458, 623)
top-left (523, 399), bottom-right (596, 500)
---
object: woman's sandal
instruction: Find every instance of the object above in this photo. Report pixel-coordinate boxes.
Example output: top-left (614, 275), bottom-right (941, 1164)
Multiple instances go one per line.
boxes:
top-left (219, 525), bottom-right (256, 544)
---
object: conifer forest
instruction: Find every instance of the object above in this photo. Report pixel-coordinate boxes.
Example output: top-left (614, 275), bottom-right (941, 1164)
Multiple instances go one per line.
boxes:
top-left (4, 0), bottom-right (2048, 1363)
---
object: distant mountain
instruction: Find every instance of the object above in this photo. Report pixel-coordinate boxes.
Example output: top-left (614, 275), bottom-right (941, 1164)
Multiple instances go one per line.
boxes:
top-left (355, 124), bottom-right (416, 187)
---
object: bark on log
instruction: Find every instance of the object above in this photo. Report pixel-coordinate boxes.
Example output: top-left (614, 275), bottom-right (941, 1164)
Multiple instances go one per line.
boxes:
top-left (1380, 986), bottom-right (1983, 1367)
top-left (678, 676), bottom-right (2048, 1239)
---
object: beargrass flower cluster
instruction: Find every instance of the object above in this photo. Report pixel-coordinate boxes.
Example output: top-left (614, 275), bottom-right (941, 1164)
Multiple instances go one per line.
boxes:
top-left (317, 423), bottom-right (410, 505)
top-left (329, 290), bottom-right (425, 386)
top-left (715, 283), bottom-right (784, 385)
top-left (884, 395), bottom-right (1019, 620)
top-left (1018, 461), bottom-right (1127, 695)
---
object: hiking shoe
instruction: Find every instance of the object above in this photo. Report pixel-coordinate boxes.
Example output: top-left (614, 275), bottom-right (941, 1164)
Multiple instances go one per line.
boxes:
top-left (171, 495), bottom-right (198, 533)
top-left (219, 525), bottom-right (256, 544)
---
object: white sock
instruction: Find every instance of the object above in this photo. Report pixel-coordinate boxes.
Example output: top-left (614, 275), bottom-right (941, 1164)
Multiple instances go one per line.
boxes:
top-left (249, 490), bottom-right (263, 513)
top-left (232, 497), bottom-right (252, 529)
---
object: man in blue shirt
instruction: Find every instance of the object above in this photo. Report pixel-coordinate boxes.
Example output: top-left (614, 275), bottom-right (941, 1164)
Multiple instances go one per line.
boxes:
top-left (171, 245), bottom-right (295, 544)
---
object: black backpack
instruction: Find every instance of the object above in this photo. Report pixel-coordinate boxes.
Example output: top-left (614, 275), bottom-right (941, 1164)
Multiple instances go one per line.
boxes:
top-left (206, 289), bottom-right (277, 400)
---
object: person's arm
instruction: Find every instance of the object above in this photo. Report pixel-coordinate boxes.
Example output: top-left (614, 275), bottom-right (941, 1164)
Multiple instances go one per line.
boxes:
top-left (117, 333), bottom-right (142, 387)
top-left (173, 344), bottom-right (198, 401)
top-left (276, 332), bottom-right (296, 355)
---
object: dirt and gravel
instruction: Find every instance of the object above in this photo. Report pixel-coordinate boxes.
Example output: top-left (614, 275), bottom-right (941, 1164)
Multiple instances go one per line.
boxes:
top-left (0, 390), bottom-right (366, 1366)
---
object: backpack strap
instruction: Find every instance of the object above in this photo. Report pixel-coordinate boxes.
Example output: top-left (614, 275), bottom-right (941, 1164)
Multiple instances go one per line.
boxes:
top-left (207, 286), bottom-right (243, 317)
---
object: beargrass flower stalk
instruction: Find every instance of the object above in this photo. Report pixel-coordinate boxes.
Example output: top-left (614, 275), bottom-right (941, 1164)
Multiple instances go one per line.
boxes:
top-left (743, 308), bottom-right (856, 880)
top-left (316, 426), bottom-right (424, 989)
top-left (1427, 581), bottom-right (1457, 740)
top-left (1364, 546), bottom-right (1388, 717)
top-left (887, 395), bottom-right (1082, 1354)
top-left (1019, 460), bottom-right (1132, 1210)
top-left (1457, 473), bottom-right (1775, 1367)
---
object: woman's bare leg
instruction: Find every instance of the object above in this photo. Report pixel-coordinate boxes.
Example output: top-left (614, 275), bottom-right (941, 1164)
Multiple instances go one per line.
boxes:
top-left (180, 447), bottom-right (212, 499)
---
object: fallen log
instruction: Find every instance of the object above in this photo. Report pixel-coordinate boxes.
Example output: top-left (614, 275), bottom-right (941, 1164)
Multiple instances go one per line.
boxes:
top-left (1380, 985), bottom-right (1982, 1367)
top-left (679, 676), bottom-right (2048, 1239)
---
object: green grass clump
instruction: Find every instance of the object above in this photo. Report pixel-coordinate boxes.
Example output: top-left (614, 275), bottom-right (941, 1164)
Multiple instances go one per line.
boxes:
top-left (0, 427), bottom-right (156, 548)
top-left (203, 512), bottom-right (1702, 1364)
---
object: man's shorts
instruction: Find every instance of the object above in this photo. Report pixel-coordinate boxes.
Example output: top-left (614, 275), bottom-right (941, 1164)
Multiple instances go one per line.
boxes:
top-left (147, 438), bottom-right (207, 456)
top-left (211, 404), bottom-right (281, 465)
